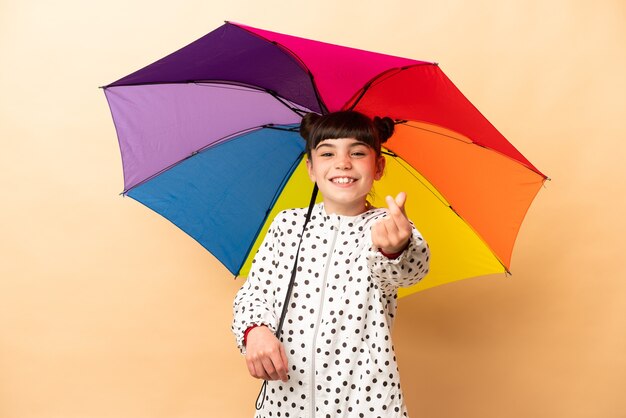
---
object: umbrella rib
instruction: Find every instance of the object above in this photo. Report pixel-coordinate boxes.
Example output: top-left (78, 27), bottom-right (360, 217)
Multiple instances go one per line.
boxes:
top-left (266, 90), bottom-right (312, 118)
top-left (228, 22), bottom-right (329, 115)
top-left (194, 80), bottom-right (274, 92)
top-left (345, 63), bottom-right (436, 111)
top-left (105, 79), bottom-right (286, 90)
top-left (401, 122), bottom-right (549, 179)
top-left (195, 80), bottom-right (311, 118)
top-left (106, 79), bottom-right (312, 120)
top-left (387, 154), bottom-right (511, 275)
top-left (346, 68), bottom-right (402, 111)
top-left (121, 125), bottom-right (266, 195)
top-left (386, 153), bottom-right (452, 208)
top-left (401, 121), bottom-right (472, 143)
top-left (234, 151), bottom-right (307, 276)
top-left (264, 125), bottom-right (300, 132)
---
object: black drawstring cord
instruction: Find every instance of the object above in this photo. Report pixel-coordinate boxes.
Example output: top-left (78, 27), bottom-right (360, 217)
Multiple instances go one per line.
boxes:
top-left (255, 380), bottom-right (267, 410)
top-left (255, 184), bottom-right (319, 411)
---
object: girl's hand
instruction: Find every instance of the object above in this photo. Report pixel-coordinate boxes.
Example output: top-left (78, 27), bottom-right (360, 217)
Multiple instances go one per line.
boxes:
top-left (245, 326), bottom-right (289, 382)
top-left (372, 192), bottom-right (412, 255)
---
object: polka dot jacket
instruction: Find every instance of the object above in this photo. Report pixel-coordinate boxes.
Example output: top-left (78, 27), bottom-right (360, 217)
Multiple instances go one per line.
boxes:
top-left (232, 203), bottom-right (430, 418)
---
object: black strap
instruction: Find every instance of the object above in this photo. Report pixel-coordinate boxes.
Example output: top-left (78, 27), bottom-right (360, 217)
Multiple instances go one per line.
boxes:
top-left (255, 184), bottom-right (319, 410)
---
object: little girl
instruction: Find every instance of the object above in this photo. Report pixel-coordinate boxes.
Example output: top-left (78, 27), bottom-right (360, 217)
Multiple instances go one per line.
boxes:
top-left (232, 111), bottom-right (430, 417)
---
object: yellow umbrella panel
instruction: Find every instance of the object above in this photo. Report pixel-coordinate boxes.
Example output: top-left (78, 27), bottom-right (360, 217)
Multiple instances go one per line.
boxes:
top-left (237, 121), bottom-right (545, 297)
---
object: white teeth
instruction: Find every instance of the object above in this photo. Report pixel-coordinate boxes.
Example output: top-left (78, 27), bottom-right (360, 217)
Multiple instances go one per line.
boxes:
top-left (332, 177), bottom-right (355, 184)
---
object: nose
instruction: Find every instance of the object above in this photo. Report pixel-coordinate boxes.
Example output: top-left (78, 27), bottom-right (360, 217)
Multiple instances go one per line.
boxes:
top-left (336, 153), bottom-right (352, 170)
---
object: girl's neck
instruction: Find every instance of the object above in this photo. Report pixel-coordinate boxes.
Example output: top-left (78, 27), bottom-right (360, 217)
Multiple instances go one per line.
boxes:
top-left (322, 199), bottom-right (371, 217)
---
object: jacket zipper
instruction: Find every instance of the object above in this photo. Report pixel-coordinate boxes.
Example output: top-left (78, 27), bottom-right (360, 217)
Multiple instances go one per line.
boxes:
top-left (310, 217), bottom-right (340, 417)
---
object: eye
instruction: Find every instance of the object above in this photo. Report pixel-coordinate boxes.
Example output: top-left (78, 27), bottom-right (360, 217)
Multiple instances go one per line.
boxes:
top-left (351, 148), bottom-right (369, 157)
top-left (319, 152), bottom-right (334, 157)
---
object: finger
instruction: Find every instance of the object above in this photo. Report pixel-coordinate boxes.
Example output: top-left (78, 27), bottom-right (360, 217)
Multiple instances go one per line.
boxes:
top-left (381, 220), bottom-right (399, 249)
top-left (269, 347), bottom-right (288, 382)
top-left (383, 196), bottom-right (406, 230)
top-left (390, 193), bottom-right (408, 217)
top-left (382, 216), bottom-right (400, 243)
top-left (371, 221), bottom-right (389, 249)
top-left (377, 205), bottom-right (414, 253)
top-left (385, 195), bottom-right (397, 211)
top-left (385, 195), bottom-right (403, 219)
top-left (278, 344), bottom-right (289, 382)
top-left (246, 357), bottom-right (257, 378)
top-left (394, 192), bottom-right (407, 213)
top-left (249, 357), bottom-right (269, 380)
top-left (386, 196), bottom-right (411, 234)
top-left (261, 355), bottom-right (279, 381)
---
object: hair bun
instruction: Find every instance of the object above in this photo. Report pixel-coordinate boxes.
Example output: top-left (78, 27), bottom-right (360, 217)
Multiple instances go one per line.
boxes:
top-left (299, 113), bottom-right (321, 141)
top-left (373, 116), bottom-right (395, 144)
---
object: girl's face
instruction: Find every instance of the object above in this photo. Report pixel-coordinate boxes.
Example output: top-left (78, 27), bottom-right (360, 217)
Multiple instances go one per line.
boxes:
top-left (307, 137), bottom-right (385, 216)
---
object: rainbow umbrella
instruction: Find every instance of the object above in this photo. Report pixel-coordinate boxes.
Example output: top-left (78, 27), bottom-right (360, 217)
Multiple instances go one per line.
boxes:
top-left (102, 22), bottom-right (548, 296)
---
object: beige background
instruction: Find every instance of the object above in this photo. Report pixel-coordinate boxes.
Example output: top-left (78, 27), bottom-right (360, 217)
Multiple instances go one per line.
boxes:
top-left (1, 0), bottom-right (625, 417)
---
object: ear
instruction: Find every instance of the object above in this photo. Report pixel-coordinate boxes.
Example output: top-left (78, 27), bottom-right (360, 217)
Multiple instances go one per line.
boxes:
top-left (306, 158), bottom-right (316, 182)
top-left (374, 155), bottom-right (386, 180)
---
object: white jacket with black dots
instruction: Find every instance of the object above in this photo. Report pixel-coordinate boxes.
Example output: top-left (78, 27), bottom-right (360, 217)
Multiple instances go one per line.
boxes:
top-left (232, 203), bottom-right (430, 418)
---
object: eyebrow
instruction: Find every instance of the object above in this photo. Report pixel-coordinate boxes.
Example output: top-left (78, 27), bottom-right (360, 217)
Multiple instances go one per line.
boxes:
top-left (315, 140), bottom-right (369, 150)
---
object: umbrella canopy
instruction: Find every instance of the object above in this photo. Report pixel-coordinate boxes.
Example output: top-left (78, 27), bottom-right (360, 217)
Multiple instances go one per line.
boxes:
top-left (103, 21), bottom-right (547, 296)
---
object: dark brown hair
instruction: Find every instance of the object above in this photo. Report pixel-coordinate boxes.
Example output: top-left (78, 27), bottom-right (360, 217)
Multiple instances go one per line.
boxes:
top-left (300, 111), bottom-right (394, 158)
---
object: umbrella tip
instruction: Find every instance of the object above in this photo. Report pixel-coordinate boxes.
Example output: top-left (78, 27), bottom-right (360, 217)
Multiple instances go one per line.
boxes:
top-left (541, 177), bottom-right (552, 188)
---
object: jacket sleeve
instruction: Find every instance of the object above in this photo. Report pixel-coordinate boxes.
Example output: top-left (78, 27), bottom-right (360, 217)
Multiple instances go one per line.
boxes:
top-left (231, 215), bottom-right (282, 355)
top-left (366, 222), bottom-right (430, 294)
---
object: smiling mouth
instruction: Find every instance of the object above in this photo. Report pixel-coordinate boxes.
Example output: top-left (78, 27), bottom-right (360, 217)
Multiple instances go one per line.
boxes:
top-left (331, 177), bottom-right (356, 184)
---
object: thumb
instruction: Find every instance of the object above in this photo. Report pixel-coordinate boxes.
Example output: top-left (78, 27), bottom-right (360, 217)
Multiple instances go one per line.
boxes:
top-left (395, 192), bottom-right (407, 212)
